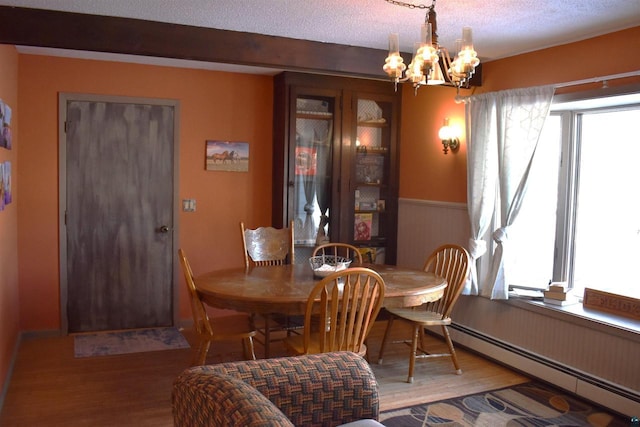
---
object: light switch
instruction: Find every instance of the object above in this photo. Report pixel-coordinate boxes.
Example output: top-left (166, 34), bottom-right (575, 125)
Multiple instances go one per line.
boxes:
top-left (182, 199), bottom-right (196, 212)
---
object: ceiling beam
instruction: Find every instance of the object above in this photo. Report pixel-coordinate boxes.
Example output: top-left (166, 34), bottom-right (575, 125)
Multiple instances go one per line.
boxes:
top-left (0, 6), bottom-right (394, 79)
top-left (0, 6), bottom-right (481, 85)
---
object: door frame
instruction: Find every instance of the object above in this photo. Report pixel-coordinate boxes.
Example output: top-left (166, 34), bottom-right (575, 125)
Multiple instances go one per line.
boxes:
top-left (58, 93), bottom-right (181, 334)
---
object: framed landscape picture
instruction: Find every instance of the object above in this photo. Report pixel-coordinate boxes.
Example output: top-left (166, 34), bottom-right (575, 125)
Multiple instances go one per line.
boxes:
top-left (205, 140), bottom-right (249, 172)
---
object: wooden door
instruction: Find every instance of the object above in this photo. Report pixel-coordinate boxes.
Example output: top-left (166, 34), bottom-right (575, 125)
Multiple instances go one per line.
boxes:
top-left (63, 97), bottom-right (176, 332)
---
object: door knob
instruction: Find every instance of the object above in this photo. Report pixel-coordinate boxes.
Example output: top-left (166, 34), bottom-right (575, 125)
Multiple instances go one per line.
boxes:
top-left (159, 225), bottom-right (170, 233)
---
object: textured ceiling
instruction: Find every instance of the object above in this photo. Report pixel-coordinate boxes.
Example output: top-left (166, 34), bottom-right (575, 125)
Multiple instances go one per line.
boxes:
top-left (2, 0), bottom-right (640, 69)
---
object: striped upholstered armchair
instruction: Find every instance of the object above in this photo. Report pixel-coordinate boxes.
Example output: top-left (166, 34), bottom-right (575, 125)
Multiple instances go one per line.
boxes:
top-left (172, 352), bottom-right (383, 427)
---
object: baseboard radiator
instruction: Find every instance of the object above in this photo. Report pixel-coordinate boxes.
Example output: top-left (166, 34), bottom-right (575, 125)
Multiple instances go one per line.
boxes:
top-left (397, 198), bottom-right (640, 417)
top-left (448, 323), bottom-right (640, 417)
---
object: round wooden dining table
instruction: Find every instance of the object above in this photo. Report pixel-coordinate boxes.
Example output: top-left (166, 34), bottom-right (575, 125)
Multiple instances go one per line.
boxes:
top-left (194, 263), bottom-right (447, 315)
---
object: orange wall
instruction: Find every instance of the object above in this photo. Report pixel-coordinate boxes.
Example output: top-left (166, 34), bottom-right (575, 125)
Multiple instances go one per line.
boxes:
top-left (481, 26), bottom-right (640, 94)
top-left (17, 56), bottom-right (274, 330)
top-left (0, 44), bottom-right (19, 393)
top-left (2, 26), bottom-right (639, 371)
top-left (399, 26), bottom-right (640, 203)
top-left (398, 84), bottom-right (469, 202)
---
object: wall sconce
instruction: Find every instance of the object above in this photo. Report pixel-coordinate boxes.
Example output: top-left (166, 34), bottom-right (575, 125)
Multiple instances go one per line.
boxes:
top-left (438, 118), bottom-right (460, 155)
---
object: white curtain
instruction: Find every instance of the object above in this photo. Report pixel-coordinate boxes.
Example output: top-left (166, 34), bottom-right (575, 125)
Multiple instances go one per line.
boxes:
top-left (463, 85), bottom-right (554, 298)
top-left (463, 93), bottom-right (498, 295)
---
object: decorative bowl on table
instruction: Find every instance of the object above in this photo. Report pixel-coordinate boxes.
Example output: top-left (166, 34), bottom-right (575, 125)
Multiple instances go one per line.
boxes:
top-left (309, 255), bottom-right (352, 278)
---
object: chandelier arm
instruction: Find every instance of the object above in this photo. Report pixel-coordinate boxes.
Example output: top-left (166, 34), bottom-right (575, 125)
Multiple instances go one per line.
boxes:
top-left (439, 47), bottom-right (455, 85)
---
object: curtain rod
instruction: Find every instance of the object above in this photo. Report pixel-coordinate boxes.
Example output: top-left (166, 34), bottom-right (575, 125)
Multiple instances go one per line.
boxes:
top-left (455, 70), bottom-right (640, 103)
top-left (554, 70), bottom-right (640, 88)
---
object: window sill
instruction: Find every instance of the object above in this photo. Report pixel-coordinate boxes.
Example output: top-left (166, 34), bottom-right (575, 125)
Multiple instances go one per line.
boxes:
top-left (504, 297), bottom-right (640, 342)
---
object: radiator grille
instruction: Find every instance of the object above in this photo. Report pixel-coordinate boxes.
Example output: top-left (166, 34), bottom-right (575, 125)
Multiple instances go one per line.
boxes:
top-left (396, 198), bottom-right (640, 415)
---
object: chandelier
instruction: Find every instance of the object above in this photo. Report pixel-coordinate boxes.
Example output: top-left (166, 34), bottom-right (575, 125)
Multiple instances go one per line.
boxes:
top-left (382, 0), bottom-right (480, 94)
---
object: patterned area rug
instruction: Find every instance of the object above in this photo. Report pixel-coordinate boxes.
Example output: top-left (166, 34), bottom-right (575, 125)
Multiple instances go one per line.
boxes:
top-left (379, 381), bottom-right (629, 426)
top-left (74, 327), bottom-right (190, 357)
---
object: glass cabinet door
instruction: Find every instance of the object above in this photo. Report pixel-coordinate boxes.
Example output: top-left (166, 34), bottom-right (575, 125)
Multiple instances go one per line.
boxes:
top-left (274, 72), bottom-right (400, 266)
top-left (352, 97), bottom-right (395, 264)
top-left (291, 95), bottom-right (336, 258)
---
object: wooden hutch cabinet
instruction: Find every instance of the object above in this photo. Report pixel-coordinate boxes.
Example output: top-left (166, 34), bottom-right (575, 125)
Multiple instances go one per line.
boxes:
top-left (273, 72), bottom-right (401, 264)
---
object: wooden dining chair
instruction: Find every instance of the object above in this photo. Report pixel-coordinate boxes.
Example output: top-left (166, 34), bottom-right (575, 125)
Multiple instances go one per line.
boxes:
top-left (283, 267), bottom-right (385, 357)
top-left (240, 221), bottom-right (297, 357)
top-left (178, 249), bottom-right (256, 365)
top-left (240, 221), bottom-right (295, 268)
top-left (377, 244), bottom-right (471, 383)
top-left (312, 243), bottom-right (363, 264)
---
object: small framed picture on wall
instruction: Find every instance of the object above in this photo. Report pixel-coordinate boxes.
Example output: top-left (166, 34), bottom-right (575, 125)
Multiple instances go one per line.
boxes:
top-left (205, 140), bottom-right (249, 172)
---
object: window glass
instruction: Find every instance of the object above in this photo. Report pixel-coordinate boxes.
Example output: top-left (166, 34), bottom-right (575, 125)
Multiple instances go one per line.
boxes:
top-left (572, 109), bottom-right (640, 299)
top-left (508, 99), bottom-right (640, 301)
top-left (508, 115), bottom-right (561, 289)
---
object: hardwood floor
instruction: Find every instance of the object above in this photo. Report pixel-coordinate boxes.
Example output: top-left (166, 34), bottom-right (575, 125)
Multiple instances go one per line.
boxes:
top-left (0, 321), bottom-right (530, 426)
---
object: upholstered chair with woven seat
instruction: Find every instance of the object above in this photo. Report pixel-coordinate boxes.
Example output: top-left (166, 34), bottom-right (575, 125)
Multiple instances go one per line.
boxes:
top-left (377, 244), bottom-right (471, 383)
top-left (172, 351), bottom-right (384, 427)
top-left (178, 249), bottom-right (256, 365)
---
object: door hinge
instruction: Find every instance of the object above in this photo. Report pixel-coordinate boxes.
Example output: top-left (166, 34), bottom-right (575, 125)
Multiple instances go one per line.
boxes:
top-left (64, 121), bottom-right (69, 133)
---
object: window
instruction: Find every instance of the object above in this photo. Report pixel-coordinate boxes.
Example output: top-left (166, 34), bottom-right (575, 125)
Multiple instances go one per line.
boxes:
top-left (508, 115), bottom-right (561, 289)
top-left (509, 88), bottom-right (640, 300)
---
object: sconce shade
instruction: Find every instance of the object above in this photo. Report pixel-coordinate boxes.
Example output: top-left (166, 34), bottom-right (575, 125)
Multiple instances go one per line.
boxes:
top-left (439, 118), bottom-right (460, 154)
top-left (438, 123), bottom-right (453, 140)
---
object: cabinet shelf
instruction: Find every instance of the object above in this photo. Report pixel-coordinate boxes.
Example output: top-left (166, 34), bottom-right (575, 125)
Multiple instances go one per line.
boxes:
top-left (357, 121), bottom-right (388, 128)
top-left (354, 237), bottom-right (387, 245)
top-left (355, 182), bottom-right (388, 188)
top-left (296, 112), bottom-right (333, 121)
top-left (356, 147), bottom-right (388, 154)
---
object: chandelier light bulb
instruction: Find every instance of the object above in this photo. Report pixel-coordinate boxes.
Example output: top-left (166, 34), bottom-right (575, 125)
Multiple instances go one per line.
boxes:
top-left (407, 43), bottom-right (425, 84)
top-left (383, 33), bottom-right (406, 80)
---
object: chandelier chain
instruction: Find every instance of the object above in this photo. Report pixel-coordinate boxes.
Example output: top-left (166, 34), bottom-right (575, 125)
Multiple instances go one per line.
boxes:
top-left (383, 0), bottom-right (435, 10)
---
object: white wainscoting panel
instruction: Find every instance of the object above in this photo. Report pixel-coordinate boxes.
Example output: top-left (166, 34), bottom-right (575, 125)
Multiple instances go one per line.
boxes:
top-left (397, 198), bottom-right (470, 268)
